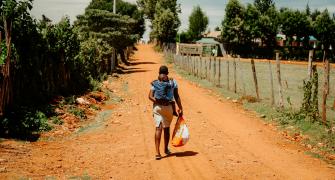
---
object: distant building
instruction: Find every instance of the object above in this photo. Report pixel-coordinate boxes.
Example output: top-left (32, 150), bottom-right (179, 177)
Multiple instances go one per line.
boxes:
top-left (276, 33), bottom-right (286, 46)
top-left (196, 37), bottom-right (224, 56)
top-left (203, 31), bottom-right (221, 40)
top-left (276, 33), bottom-right (318, 47)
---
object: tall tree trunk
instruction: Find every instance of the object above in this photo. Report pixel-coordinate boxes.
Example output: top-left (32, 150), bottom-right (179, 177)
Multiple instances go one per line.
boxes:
top-left (0, 19), bottom-right (13, 116)
top-left (114, 50), bottom-right (119, 67)
top-left (118, 49), bottom-right (128, 65)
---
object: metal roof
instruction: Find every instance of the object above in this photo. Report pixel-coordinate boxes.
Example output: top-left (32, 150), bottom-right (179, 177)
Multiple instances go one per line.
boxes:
top-left (196, 38), bottom-right (221, 44)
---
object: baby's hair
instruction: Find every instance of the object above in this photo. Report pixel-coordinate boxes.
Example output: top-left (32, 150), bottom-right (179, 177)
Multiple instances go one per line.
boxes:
top-left (158, 74), bottom-right (169, 81)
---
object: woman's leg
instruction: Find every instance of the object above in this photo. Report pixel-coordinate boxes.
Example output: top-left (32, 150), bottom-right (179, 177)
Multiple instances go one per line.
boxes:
top-left (155, 123), bottom-right (163, 156)
top-left (164, 127), bottom-right (170, 153)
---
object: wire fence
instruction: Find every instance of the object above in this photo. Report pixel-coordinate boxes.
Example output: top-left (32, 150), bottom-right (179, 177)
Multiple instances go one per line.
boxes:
top-left (165, 50), bottom-right (335, 122)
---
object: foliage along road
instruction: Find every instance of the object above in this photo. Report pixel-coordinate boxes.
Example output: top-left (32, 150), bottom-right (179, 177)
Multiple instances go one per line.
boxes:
top-left (1, 44), bottom-right (335, 179)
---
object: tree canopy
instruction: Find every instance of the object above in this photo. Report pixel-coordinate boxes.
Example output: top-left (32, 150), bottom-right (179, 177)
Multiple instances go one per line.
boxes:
top-left (221, 0), bottom-right (335, 59)
top-left (138, 0), bottom-right (180, 45)
top-left (221, 0), bottom-right (245, 54)
top-left (188, 5), bottom-right (208, 41)
top-left (254, 0), bottom-right (274, 14)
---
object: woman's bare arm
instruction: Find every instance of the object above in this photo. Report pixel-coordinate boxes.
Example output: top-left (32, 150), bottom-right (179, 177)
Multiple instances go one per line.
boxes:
top-left (148, 89), bottom-right (156, 103)
top-left (174, 88), bottom-right (183, 115)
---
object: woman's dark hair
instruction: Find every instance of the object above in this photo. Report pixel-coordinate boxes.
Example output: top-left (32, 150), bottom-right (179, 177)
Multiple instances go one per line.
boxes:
top-left (159, 65), bottom-right (169, 75)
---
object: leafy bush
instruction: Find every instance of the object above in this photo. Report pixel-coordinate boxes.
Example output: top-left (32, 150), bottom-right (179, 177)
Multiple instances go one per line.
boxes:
top-left (68, 106), bottom-right (86, 120)
top-left (88, 75), bottom-right (102, 92)
top-left (51, 116), bottom-right (63, 125)
top-left (64, 96), bottom-right (76, 105)
top-left (0, 109), bottom-right (52, 137)
top-left (89, 104), bottom-right (100, 111)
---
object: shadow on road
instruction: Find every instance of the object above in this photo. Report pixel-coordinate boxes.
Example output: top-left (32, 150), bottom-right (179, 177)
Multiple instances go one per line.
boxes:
top-left (170, 151), bottom-right (198, 157)
top-left (116, 69), bottom-right (150, 74)
top-left (129, 61), bottom-right (156, 66)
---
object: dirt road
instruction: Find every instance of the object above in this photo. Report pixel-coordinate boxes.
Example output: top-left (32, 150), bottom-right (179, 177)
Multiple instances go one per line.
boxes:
top-left (1, 44), bottom-right (335, 179)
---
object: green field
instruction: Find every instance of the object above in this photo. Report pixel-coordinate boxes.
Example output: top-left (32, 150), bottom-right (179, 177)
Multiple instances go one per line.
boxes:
top-left (171, 53), bottom-right (335, 158)
top-left (173, 54), bottom-right (335, 123)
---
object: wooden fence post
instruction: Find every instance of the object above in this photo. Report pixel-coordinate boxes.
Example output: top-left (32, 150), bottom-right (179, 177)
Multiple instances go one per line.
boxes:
top-left (190, 55), bottom-right (192, 73)
top-left (205, 57), bottom-right (208, 80)
top-left (268, 60), bottom-right (275, 106)
top-left (213, 57), bottom-right (217, 84)
top-left (188, 55), bottom-right (191, 72)
top-left (185, 55), bottom-right (187, 71)
top-left (191, 56), bottom-right (194, 75)
top-left (218, 58), bottom-right (221, 87)
top-left (196, 57), bottom-right (199, 77)
top-left (194, 56), bottom-right (197, 76)
top-left (227, 60), bottom-right (230, 90)
top-left (181, 55), bottom-right (184, 70)
top-left (182, 55), bottom-right (184, 70)
top-left (195, 56), bottom-right (197, 76)
top-left (322, 58), bottom-right (330, 124)
top-left (276, 52), bottom-right (284, 108)
top-left (251, 59), bottom-right (260, 100)
top-left (238, 56), bottom-right (246, 95)
top-left (183, 55), bottom-right (185, 70)
top-left (199, 56), bottom-right (202, 78)
top-left (208, 56), bottom-right (212, 82)
top-left (233, 58), bottom-right (237, 93)
top-left (308, 49), bottom-right (313, 79)
top-left (189, 56), bottom-right (192, 74)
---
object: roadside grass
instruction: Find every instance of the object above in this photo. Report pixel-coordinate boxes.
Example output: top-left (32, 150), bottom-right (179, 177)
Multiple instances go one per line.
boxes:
top-left (219, 59), bottom-right (335, 120)
top-left (170, 56), bottom-right (335, 162)
top-left (67, 172), bottom-right (91, 180)
top-left (44, 172), bottom-right (91, 180)
top-left (122, 81), bottom-right (129, 92)
top-left (76, 109), bottom-right (113, 134)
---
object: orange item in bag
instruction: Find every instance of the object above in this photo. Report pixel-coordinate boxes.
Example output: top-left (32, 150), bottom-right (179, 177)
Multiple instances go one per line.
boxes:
top-left (172, 116), bottom-right (190, 147)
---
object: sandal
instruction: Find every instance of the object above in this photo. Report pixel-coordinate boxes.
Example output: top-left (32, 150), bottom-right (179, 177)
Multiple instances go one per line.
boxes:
top-left (165, 149), bottom-right (172, 155)
top-left (155, 155), bottom-right (162, 160)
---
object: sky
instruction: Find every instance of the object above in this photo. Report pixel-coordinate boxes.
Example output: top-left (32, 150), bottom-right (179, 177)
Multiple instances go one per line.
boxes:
top-left (31, 0), bottom-right (335, 41)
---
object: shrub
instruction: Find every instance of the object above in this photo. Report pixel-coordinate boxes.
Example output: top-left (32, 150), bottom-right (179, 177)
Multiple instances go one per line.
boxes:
top-left (68, 106), bottom-right (86, 120)
top-left (0, 109), bottom-right (52, 137)
top-left (51, 116), bottom-right (63, 125)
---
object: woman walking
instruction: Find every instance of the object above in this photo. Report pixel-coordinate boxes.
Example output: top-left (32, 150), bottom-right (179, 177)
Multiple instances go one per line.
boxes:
top-left (148, 65), bottom-right (183, 160)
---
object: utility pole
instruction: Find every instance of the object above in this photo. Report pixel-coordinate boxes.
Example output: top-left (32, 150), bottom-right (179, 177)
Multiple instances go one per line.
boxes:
top-left (113, 0), bottom-right (116, 13)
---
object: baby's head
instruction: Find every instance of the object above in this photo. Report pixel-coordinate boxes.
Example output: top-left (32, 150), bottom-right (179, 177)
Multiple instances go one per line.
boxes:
top-left (158, 65), bottom-right (169, 81)
top-left (158, 74), bottom-right (168, 81)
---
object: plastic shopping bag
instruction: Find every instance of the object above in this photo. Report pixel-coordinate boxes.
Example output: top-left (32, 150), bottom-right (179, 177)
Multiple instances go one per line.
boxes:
top-left (172, 116), bottom-right (189, 147)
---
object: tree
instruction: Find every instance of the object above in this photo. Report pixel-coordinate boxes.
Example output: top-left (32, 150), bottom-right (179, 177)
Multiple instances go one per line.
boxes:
top-left (254, 0), bottom-right (274, 14)
top-left (151, 8), bottom-right (179, 45)
top-left (76, 9), bottom-right (138, 65)
top-left (311, 9), bottom-right (321, 21)
top-left (0, 0), bottom-right (33, 115)
top-left (280, 9), bottom-right (311, 46)
top-left (306, 3), bottom-right (311, 16)
top-left (263, 7), bottom-right (280, 47)
top-left (188, 5), bottom-right (208, 41)
top-left (314, 9), bottom-right (335, 48)
top-left (80, 0), bottom-right (145, 65)
top-left (137, 0), bottom-right (158, 22)
top-left (176, 31), bottom-right (192, 43)
top-left (87, 0), bottom-right (145, 40)
top-left (244, 4), bottom-right (261, 45)
top-left (150, 0), bottom-right (180, 45)
top-left (221, 0), bottom-right (245, 54)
